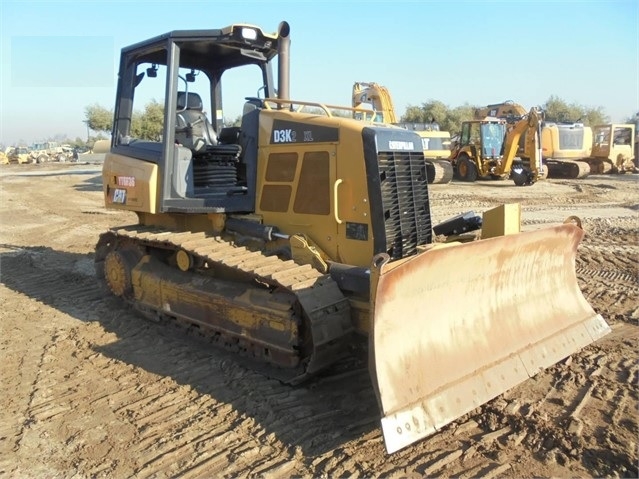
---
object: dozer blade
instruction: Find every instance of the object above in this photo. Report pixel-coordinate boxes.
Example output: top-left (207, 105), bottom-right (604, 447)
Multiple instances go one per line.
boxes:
top-left (369, 224), bottom-right (610, 454)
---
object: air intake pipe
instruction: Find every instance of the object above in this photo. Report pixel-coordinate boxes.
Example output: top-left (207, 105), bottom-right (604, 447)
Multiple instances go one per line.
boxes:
top-left (277, 21), bottom-right (290, 106)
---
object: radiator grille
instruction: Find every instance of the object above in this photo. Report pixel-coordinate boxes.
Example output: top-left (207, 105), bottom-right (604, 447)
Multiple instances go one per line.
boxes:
top-left (377, 151), bottom-right (432, 260)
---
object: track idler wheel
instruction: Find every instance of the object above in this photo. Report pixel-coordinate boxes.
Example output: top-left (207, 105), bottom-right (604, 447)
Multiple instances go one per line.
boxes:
top-left (104, 248), bottom-right (142, 298)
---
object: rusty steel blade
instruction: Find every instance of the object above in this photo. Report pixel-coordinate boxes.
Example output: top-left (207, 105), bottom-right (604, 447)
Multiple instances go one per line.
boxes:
top-left (369, 224), bottom-right (610, 454)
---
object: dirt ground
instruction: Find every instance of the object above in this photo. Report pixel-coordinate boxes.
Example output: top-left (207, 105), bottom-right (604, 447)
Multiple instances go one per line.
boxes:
top-left (0, 162), bottom-right (637, 478)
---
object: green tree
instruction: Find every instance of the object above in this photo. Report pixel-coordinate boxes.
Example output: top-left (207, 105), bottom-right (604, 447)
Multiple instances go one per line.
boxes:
top-left (580, 106), bottom-right (608, 127)
top-left (84, 104), bottom-right (113, 132)
top-left (138, 99), bottom-right (164, 141)
top-left (400, 101), bottom-right (476, 136)
top-left (624, 112), bottom-right (639, 125)
top-left (85, 100), bottom-right (164, 141)
top-left (542, 95), bottom-right (608, 126)
top-left (226, 115), bottom-right (243, 127)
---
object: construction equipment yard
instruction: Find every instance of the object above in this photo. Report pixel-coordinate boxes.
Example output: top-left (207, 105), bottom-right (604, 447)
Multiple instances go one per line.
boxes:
top-left (0, 162), bottom-right (637, 478)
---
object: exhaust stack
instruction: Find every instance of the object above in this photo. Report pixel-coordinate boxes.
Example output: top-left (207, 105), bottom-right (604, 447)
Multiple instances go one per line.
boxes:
top-left (277, 21), bottom-right (290, 105)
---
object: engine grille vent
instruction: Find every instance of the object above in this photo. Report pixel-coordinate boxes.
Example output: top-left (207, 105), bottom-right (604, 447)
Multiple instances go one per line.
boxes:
top-left (377, 151), bottom-right (432, 260)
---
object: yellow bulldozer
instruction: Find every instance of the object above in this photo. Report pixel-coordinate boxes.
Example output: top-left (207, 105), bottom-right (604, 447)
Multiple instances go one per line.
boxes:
top-left (351, 81), bottom-right (453, 184)
top-left (95, 21), bottom-right (609, 454)
top-left (6, 146), bottom-right (31, 164)
top-left (580, 123), bottom-right (637, 174)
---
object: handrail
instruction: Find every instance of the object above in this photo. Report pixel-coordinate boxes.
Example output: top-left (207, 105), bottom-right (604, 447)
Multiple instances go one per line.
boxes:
top-left (262, 98), bottom-right (377, 120)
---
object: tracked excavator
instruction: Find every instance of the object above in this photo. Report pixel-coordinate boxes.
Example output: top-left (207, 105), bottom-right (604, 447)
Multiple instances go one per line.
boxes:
top-left (474, 100), bottom-right (527, 122)
top-left (95, 21), bottom-right (610, 454)
top-left (474, 101), bottom-right (590, 179)
top-left (351, 81), bottom-right (453, 184)
top-left (449, 108), bottom-right (545, 185)
top-left (535, 122), bottom-right (592, 179)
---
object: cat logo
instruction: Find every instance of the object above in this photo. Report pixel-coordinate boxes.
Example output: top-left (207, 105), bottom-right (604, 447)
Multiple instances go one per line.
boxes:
top-left (388, 140), bottom-right (415, 151)
top-left (274, 129), bottom-right (296, 143)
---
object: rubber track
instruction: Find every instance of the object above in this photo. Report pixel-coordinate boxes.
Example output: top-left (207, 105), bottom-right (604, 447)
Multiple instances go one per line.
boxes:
top-left (546, 159), bottom-right (590, 179)
top-left (98, 225), bottom-right (354, 384)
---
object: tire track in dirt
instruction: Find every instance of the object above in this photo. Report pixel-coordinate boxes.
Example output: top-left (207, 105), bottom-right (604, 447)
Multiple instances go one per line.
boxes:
top-left (1, 167), bottom-right (637, 477)
top-left (0, 250), bottom-right (295, 477)
top-left (2, 242), bottom-right (636, 478)
top-left (575, 223), bottom-right (638, 324)
top-left (0, 248), bottom-right (380, 477)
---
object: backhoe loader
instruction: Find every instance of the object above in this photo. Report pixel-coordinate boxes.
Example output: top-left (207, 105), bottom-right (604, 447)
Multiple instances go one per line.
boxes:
top-left (351, 81), bottom-right (453, 184)
top-left (474, 102), bottom-right (590, 179)
top-left (95, 21), bottom-right (610, 454)
top-left (449, 108), bottom-right (545, 185)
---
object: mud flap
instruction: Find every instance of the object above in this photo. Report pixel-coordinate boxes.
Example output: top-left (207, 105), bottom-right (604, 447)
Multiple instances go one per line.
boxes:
top-left (369, 224), bottom-right (610, 453)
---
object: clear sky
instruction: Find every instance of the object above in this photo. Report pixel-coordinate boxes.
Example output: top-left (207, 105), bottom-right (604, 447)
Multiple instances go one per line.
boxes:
top-left (1, 0), bottom-right (637, 146)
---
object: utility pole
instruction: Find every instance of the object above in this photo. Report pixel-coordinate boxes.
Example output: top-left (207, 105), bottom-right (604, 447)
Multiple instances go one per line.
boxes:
top-left (83, 120), bottom-right (90, 143)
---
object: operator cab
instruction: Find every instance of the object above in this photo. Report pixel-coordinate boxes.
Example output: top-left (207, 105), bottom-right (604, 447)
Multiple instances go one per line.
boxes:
top-left (111, 23), bottom-right (287, 213)
top-left (459, 120), bottom-right (506, 159)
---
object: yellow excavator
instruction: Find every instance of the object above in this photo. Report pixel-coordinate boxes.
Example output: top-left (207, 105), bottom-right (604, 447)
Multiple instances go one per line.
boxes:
top-left (351, 81), bottom-right (453, 184)
top-left (537, 122), bottom-right (592, 178)
top-left (95, 21), bottom-right (609, 454)
top-left (474, 100), bottom-right (528, 122)
top-left (474, 101), bottom-right (590, 179)
top-left (449, 108), bottom-right (545, 185)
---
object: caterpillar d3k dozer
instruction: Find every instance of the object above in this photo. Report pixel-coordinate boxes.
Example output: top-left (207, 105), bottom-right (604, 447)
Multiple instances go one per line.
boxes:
top-left (95, 21), bottom-right (610, 454)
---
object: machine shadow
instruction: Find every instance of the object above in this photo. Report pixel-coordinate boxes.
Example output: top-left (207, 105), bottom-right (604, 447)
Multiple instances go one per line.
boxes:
top-left (73, 174), bottom-right (103, 192)
top-left (0, 244), bottom-right (380, 456)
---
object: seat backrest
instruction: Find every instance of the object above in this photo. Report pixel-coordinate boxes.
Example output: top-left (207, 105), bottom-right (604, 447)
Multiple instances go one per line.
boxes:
top-left (175, 92), bottom-right (218, 152)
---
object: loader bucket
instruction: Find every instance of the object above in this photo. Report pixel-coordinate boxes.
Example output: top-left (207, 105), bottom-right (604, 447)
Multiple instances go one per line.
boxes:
top-left (369, 224), bottom-right (610, 453)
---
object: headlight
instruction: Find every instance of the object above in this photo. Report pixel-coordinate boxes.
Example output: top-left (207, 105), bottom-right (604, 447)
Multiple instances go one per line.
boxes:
top-left (241, 28), bottom-right (257, 40)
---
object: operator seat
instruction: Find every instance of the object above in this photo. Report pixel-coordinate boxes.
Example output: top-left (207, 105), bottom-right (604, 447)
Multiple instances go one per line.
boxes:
top-left (175, 92), bottom-right (218, 153)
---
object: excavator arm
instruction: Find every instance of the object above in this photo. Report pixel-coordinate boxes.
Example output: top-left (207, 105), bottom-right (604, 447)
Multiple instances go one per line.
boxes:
top-left (352, 81), bottom-right (398, 123)
top-left (474, 100), bottom-right (528, 122)
top-left (501, 107), bottom-right (543, 185)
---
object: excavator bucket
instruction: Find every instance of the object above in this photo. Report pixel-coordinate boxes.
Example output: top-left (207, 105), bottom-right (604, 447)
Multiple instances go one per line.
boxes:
top-left (369, 224), bottom-right (610, 453)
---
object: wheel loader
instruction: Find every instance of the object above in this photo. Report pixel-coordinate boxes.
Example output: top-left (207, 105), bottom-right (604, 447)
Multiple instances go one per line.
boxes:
top-left (95, 21), bottom-right (610, 454)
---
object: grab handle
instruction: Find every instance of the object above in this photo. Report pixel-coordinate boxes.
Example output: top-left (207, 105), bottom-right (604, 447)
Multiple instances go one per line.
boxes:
top-left (333, 179), bottom-right (343, 224)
